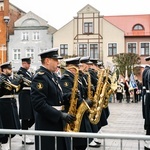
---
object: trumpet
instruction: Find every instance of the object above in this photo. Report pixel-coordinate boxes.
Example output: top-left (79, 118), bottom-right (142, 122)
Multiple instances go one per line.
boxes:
top-left (14, 74), bottom-right (31, 86)
top-left (0, 76), bottom-right (21, 92)
top-left (21, 76), bottom-right (31, 86)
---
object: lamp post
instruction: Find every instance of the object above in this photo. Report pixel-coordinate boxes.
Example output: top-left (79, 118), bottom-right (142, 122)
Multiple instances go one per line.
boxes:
top-left (3, 16), bottom-right (10, 62)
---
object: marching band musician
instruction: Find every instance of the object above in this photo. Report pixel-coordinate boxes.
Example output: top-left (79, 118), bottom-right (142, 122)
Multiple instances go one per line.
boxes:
top-left (0, 77), bottom-right (5, 149)
top-left (79, 56), bottom-right (100, 148)
top-left (31, 48), bottom-right (75, 150)
top-left (0, 61), bottom-right (22, 150)
top-left (142, 56), bottom-right (150, 150)
top-left (17, 57), bottom-right (35, 144)
top-left (60, 57), bottom-right (94, 150)
top-left (88, 59), bottom-right (110, 145)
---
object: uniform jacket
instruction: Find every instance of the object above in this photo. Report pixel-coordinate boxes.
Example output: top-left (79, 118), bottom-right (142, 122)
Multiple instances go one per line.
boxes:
top-left (60, 70), bottom-right (93, 147)
top-left (143, 67), bottom-right (150, 130)
top-left (88, 69), bottom-right (109, 129)
top-left (17, 67), bottom-right (34, 121)
top-left (142, 66), bottom-right (150, 119)
top-left (0, 73), bottom-right (21, 143)
top-left (31, 66), bottom-right (70, 150)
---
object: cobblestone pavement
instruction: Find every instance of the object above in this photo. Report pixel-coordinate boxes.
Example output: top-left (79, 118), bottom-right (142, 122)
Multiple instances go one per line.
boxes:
top-left (5, 99), bottom-right (146, 150)
top-left (88, 99), bottom-right (145, 150)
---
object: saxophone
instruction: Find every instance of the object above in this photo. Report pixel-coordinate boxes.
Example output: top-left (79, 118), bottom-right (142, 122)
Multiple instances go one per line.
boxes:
top-left (65, 68), bottom-right (92, 132)
top-left (85, 71), bottom-right (94, 100)
top-left (88, 69), bottom-right (105, 124)
top-left (103, 70), bottom-right (117, 108)
top-left (71, 71), bottom-right (94, 132)
top-left (65, 66), bottom-right (79, 132)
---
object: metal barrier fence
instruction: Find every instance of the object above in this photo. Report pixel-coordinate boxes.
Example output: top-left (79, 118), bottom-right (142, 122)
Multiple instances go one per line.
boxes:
top-left (0, 129), bottom-right (150, 150)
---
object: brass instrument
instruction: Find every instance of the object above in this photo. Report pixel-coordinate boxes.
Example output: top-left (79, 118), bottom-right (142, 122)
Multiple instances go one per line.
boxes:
top-left (103, 69), bottom-right (118, 108)
top-left (0, 76), bottom-right (20, 92)
top-left (72, 71), bottom-right (93, 132)
top-left (85, 71), bottom-right (93, 100)
top-left (14, 74), bottom-right (31, 86)
top-left (88, 69), bottom-right (105, 124)
top-left (94, 76), bottom-right (111, 123)
top-left (21, 76), bottom-right (31, 86)
top-left (65, 66), bottom-right (92, 132)
top-left (65, 66), bottom-right (79, 132)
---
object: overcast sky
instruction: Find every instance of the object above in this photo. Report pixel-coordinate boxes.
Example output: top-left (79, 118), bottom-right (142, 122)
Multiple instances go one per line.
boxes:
top-left (10, 0), bottom-right (150, 29)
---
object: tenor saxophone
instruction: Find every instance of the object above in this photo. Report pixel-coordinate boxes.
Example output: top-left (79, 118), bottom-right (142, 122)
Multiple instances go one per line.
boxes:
top-left (72, 71), bottom-right (93, 132)
top-left (65, 66), bottom-right (79, 132)
top-left (88, 69), bottom-right (105, 124)
top-left (103, 71), bottom-right (117, 108)
top-left (65, 68), bottom-right (91, 132)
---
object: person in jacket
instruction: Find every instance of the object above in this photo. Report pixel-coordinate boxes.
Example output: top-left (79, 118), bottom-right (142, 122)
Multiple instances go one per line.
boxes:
top-left (60, 57), bottom-right (94, 150)
top-left (31, 48), bottom-right (75, 150)
top-left (0, 61), bottom-right (22, 150)
top-left (142, 56), bottom-right (150, 150)
top-left (17, 57), bottom-right (35, 144)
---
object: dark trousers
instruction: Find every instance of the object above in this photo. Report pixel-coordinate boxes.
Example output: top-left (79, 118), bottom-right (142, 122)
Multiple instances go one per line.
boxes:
top-left (21, 119), bottom-right (34, 130)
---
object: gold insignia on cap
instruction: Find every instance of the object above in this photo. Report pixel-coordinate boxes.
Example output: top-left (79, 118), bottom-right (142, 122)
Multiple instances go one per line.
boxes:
top-left (64, 82), bottom-right (69, 87)
top-left (36, 83), bottom-right (43, 90)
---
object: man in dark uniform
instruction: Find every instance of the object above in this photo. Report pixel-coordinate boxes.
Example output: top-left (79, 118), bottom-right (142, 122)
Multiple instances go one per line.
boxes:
top-left (0, 77), bottom-right (5, 149)
top-left (89, 59), bottom-right (110, 145)
top-left (17, 57), bottom-right (35, 144)
top-left (0, 61), bottom-right (22, 150)
top-left (79, 56), bottom-right (100, 148)
top-left (60, 57), bottom-right (94, 150)
top-left (31, 48), bottom-right (75, 150)
top-left (142, 56), bottom-right (150, 150)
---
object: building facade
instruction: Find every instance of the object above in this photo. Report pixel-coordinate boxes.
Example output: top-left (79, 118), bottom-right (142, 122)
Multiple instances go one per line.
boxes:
top-left (8, 11), bottom-right (57, 72)
top-left (53, 4), bottom-right (150, 67)
top-left (0, 0), bottom-right (26, 65)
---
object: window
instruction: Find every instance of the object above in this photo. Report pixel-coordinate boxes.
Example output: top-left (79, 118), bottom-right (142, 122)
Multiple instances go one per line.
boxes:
top-left (22, 32), bottom-right (29, 41)
top-left (26, 48), bottom-right (34, 59)
top-left (13, 49), bottom-right (21, 60)
top-left (108, 43), bottom-right (117, 56)
top-left (90, 44), bottom-right (99, 59)
top-left (79, 44), bottom-right (87, 56)
top-left (33, 31), bottom-right (40, 40)
top-left (128, 43), bottom-right (136, 53)
top-left (140, 43), bottom-right (149, 55)
top-left (133, 24), bottom-right (144, 30)
top-left (84, 22), bottom-right (93, 34)
top-left (60, 44), bottom-right (68, 56)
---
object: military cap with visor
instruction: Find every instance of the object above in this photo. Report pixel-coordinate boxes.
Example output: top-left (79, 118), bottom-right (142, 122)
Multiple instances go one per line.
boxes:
top-left (145, 56), bottom-right (150, 61)
top-left (65, 57), bottom-right (80, 65)
top-left (90, 58), bottom-right (98, 65)
top-left (80, 56), bottom-right (93, 65)
top-left (38, 48), bottom-right (62, 59)
top-left (21, 57), bottom-right (31, 64)
top-left (0, 61), bottom-right (12, 70)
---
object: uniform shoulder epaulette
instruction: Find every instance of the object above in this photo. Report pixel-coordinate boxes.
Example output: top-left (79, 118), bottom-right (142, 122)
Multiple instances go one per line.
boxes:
top-left (37, 71), bottom-right (45, 75)
top-left (63, 74), bottom-right (69, 77)
top-left (60, 74), bottom-right (69, 79)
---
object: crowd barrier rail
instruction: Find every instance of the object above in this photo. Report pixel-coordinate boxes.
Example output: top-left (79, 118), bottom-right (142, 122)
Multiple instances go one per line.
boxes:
top-left (0, 129), bottom-right (150, 150)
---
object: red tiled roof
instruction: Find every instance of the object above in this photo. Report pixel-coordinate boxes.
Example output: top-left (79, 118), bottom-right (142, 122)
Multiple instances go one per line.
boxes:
top-left (104, 14), bottom-right (150, 36)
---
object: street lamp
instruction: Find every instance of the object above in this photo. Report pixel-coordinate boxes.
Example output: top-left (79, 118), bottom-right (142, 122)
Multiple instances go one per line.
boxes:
top-left (3, 16), bottom-right (10, 62)
top-left (3, 16), bottom-right (10, 24)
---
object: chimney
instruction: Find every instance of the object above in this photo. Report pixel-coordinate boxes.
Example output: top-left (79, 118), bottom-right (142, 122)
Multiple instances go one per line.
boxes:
top-left (4, 0), bottom-right (9, 16)
top-left (4, 0), bottom-right (10, 24)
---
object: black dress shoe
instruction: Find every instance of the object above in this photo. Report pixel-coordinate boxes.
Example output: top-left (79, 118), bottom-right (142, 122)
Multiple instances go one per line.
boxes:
top-left (89, 143), bottom-right (100, 148)
top-left (22, 141), bottom-right (34, 145)
top-left (94, 140), bottom-right (101, 144)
